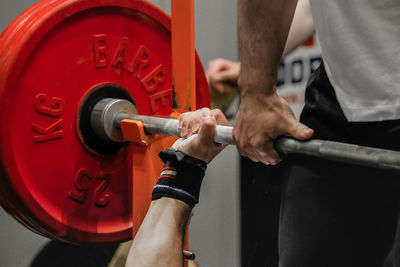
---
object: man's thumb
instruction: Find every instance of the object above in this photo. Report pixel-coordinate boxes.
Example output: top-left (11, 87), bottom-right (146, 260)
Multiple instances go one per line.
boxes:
top-left (198, 111), bottom-right (216, 144)
top-left (287, 120), bottom-right (314, 140)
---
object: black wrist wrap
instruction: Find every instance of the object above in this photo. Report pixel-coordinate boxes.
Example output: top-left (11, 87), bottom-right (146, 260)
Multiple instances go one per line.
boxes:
top-left (152, 148), bottom-right (207, 208)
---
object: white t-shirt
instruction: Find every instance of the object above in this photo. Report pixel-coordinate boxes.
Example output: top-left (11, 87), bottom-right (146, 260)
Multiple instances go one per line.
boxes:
top-left (309, 0), bottom-right (400, 122)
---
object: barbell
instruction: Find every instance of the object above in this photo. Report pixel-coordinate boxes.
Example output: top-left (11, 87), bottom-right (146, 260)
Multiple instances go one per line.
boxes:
top-left (1, 0), bottom-right (400, 245)
top-left (91, 98), bottom-right (400, 171)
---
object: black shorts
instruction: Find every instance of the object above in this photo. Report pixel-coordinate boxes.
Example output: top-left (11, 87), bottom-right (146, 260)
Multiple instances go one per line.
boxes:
top-left (279, 63), bottom-right (400, 267)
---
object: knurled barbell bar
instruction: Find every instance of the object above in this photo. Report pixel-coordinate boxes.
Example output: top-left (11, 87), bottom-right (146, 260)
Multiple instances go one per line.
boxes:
top-left (91, 98), bottom-right (400, 171)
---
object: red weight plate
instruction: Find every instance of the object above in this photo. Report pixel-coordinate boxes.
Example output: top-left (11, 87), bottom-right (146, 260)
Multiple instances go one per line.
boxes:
top-left (0, 2), bottom-right (68, 238)
top-left (0, 0), bottom-right (209, 243)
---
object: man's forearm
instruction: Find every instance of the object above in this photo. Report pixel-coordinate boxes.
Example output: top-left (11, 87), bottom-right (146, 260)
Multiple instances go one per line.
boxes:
top-left (238, 0), bottom-right (298, 94)
top-left (126, 198), bottom-right (191, 267)
top-left (126, 110), bottom-right (225, 267)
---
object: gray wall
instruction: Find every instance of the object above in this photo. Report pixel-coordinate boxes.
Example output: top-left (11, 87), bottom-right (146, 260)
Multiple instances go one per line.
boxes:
top-left (0, 1), bottom-right (239, 266)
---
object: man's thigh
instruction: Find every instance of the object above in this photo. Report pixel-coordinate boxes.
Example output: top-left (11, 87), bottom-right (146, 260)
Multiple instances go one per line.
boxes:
top-left (279, 157), bottom-right (400, 267)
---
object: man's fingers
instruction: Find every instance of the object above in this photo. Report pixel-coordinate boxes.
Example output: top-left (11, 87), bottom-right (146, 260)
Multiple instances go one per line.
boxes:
top-left (207, 58), bottom-right (239, 94)
top-left (211, 109), bottom-right (229, 126)
top-left (179, 113), bottom-right (187, 138)
top-left (239, 143), bottom-right (282, 165)
top-left (214, 68), bottom-right (238, 83)
top-left (233, 125), bottom-right (281, 164)
top-left (179, 109), bottom-right (206, 138)
top-left (178, 108), bottom-right (225, 145)
top-left (247, 156), bottom-right (259, 163)
top-left (242, 149), bottom-right (280, 165)
top-left (257, 142), bottom-right (281, 165)
top-left (191, 108), bottom-right (212, 136)
top-left (187, 120), bottom-right (200, 137)
top-left (179, 121), bottom-right (188, 138)
top-left (249, 137), bottom-right (280, 164)
top-left (206, 58), bottom-right (229, 81)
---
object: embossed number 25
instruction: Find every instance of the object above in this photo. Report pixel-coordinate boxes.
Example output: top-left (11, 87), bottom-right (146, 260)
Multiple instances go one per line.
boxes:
top-left (68, 169), bottom-right (111, 208)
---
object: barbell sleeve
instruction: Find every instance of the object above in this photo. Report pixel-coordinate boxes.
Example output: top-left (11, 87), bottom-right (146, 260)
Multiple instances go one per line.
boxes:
top-left (92, 98), bottom-right (400, 171)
